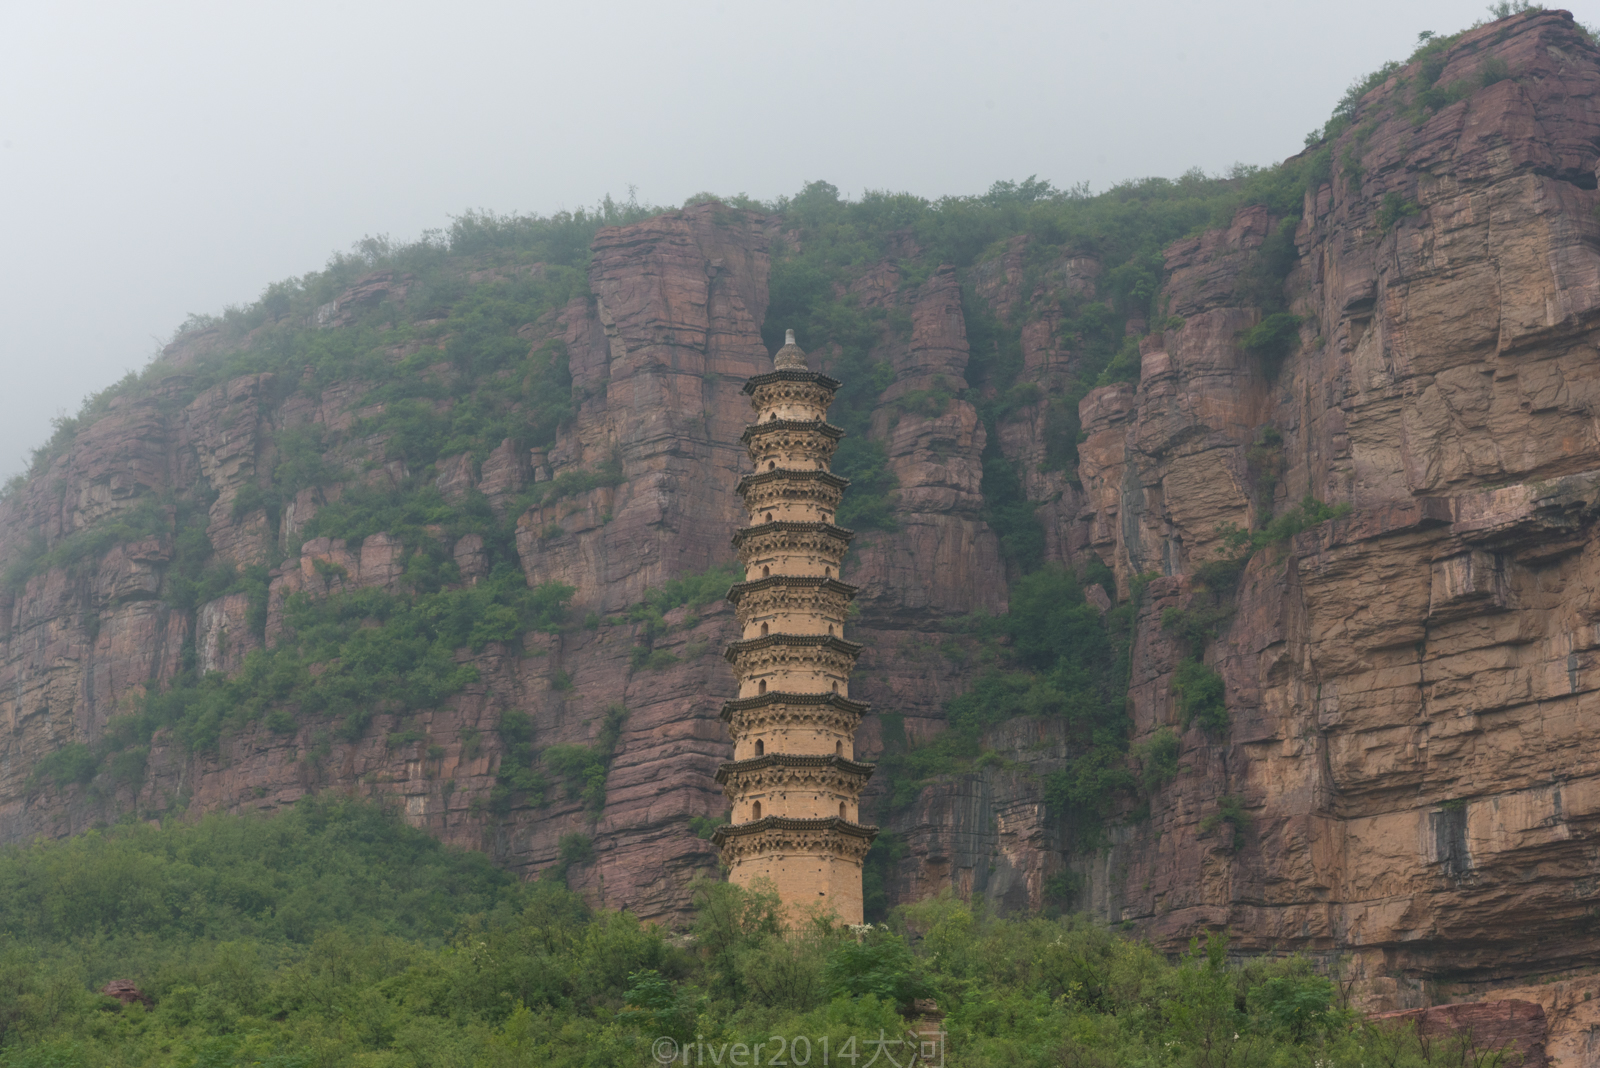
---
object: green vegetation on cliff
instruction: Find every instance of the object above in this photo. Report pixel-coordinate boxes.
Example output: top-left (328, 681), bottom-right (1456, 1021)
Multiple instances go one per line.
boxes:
top-left (29, 572), bottom-right (574, 799)
top-left (0, 801), bottom-right (1504, 1068)
top-left (870, 567), bottom-right (1133, 844)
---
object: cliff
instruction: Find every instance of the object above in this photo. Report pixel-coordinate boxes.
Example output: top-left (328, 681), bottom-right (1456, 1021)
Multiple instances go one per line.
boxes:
top-left (4, 7), bottom-right (1600, 1061)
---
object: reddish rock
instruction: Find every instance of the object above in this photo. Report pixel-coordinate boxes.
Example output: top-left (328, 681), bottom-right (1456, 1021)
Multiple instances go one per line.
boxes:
top-left (101, 980), bottom-right (153, 1008)
top-left (478, 438), bottom-right (530, 512)
top-left (434, 453), bottom-right (477, 502)
top-left (1371, 1001), bottom-right (1547, 1067)
top-left (2, 16), bottom-right (1600, 1056)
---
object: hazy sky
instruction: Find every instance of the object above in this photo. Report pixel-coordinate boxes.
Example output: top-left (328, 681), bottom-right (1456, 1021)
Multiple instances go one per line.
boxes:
top-left (0, 0), bottom-right (1562, 479)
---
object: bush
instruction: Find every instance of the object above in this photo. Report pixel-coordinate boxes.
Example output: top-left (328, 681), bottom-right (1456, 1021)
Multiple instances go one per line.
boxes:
top-left (1255, 494), bottom-right (1351, 545)
top-left (1200, 794), bottom-right (1252, 850)
top-left (688, 815), bottom-right (723, 840)
top-left (1173, 658), bottom-right (1229, 734)
top-left (1160, 603), bottom-right (1236, 656)
top-left (1377, 191), bottom-right (1421, 232)
top-left (980, 451), bottom-right (1044, 572)
top-left (27, 745), bottom-right (98, 791)
top-left (495, 709), bottom-right (548, 807)
top-left (1238, 312), bottom-right (1304, 374)
top-left (541, 705), bottom-right (627, 813)
top-left (823, 928), bottom-right (928, 1009)
top-left (1135, 728), bottom-right (1182, 792)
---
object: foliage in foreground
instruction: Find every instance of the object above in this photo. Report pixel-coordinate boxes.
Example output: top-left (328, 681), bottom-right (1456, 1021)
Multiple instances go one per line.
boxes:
top-left (0, 802), bottom-right (1520, 1068)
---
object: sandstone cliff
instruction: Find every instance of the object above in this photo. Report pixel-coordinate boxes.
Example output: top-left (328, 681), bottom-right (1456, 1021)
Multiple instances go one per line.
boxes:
top-left (4, 7), bottom-right (1600, 1062)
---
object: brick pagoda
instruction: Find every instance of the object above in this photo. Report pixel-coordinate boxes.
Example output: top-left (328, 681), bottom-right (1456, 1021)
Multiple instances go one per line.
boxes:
top-left (713, 329), bottom-right (878, 924)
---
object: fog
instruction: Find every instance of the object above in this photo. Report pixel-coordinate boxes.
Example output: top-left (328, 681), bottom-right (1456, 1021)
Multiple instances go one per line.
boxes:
top-left (0, 0), bottom-right (1548, 479)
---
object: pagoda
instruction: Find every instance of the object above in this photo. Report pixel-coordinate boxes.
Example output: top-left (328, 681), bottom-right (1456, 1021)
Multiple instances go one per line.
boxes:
top-left (713, 329), bottom-right (878, 924)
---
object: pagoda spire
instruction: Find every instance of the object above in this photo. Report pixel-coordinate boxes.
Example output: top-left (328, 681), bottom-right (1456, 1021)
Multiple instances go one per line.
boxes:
top-left (713, 330), bottom-right (877, 924)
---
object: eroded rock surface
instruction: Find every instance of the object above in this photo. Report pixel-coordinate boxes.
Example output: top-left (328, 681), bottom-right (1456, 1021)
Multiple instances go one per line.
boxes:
top-left (5, 11), bottom-right (1600, 1060)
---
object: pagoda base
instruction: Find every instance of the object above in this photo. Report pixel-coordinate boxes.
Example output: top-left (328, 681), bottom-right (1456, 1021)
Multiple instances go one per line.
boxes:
top-left (714, 817), bottom-right (878, 925)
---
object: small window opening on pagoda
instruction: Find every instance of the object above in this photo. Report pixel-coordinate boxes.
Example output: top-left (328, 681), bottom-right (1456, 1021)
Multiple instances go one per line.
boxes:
top-left (764, 512), bottom-right (773, 523)
top-left (835, 741), bottom-right (843, 756)
top-left (758, 680), bottom-right (767, 694)
top-left (755, 739), bottom-right (765, 755)
top-left (768, 460), bottom-right (776, 470)
top-left (830, 681), bottom-right (839, 693)
top-left (760, 622), bottom-right (769, 636)
top-left (839, 802), bottom-right (846, 818)
top-left (753, 801), bottom-right (762, 819)
top-left (762, 566), bottom-right (770, 578)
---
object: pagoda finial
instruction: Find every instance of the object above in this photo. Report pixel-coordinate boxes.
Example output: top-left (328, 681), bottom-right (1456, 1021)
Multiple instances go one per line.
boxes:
top-left (774, 328), bottom-right (810, 370)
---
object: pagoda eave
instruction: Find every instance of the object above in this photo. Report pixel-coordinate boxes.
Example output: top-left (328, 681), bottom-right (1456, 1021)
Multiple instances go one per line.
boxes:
top-left (711, 814), bottom-right (879, 847)
top-left (741, 369), bottom-right (843, 393)
top-left (719, 690), bottom-right (871, 722)
top-left (715, 753), bottom-right (876, 782)
top-left (731, 520), bottom-right (856, 546)
top-left (727, 575), bottom-right (860, 602)
top-left (723, 633), bottom-right (864, 660)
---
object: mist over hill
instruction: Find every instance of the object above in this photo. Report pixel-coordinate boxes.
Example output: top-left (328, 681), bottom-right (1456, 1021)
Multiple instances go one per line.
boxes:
top-left (3, 7), bottom-right (1600, 1064)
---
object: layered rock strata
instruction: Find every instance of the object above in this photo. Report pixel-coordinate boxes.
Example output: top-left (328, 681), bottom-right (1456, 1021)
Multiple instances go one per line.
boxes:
top-left (3, 9), bottom-right (1600, 1061)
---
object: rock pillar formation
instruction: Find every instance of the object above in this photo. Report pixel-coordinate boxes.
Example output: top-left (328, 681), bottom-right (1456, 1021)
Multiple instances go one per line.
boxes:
top-left (714, 330), bottom-right (878, 923)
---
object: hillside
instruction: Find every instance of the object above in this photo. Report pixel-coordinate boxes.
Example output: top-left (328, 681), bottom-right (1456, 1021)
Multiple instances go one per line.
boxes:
top-left (5, 6), bottom-right (1600, 1059)
top-left (2, 801), bottom-right (1524, 1068)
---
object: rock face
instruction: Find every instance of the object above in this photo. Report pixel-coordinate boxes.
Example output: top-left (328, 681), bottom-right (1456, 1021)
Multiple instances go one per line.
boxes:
top-left (1371, 1000), bottom-right (1549, 1067)
top-left (1057, 10), bottom-right (1600, 1057)
top-left (5, 10), bottom-right (1600, 1061)
top-left (0, 201), bottom-right (1005, 927)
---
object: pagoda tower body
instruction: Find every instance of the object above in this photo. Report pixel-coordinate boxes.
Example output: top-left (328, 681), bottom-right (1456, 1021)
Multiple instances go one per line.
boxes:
top-left (714, 330), bottom-right (878, 924)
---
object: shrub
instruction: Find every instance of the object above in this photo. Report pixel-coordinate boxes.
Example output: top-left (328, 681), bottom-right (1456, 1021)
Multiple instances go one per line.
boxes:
top-left (1238, 312), bottom-right (1304, 374)
top-left (688, 815), bottom-right (723, 840)
top-left (1377, 191), bottom-right (1421, 232)
top-left (130, 570), bottom-right (572, 756)
top-left (4, 497), bottom-right (169, 593)
top-left (1161, 603), bottom-right (1236, 656)
top-left (823, 928), bottom-right (929, 1009)
top-left (557, 832), bottom-right (593, 867)
top-left (875, 566), bottom-right (1130, 847)
top-left (1237, 217), bottom-right (1301, 314)
top-left (893, 378), bottom-right (954, 419)
top-left (619, 969), bottom-right (699, 1045)
top-left (1135, 728), bottom-right (1182, 792)
top-left (494, 709), bottom-right (548, 807)
top-left (1200, 794), bottom-right (1252, 850)
top-left (1173, 658), bottom-right (1229, 734)
top-left (27, 744), bottom-right (99, 791)
top-left (541, 705), bottom-right (627, 813)
top-left (1043, 870), bottom-right (1087, 909)
top-left (1255, 494), bottom-right (1351, 545)
top-left (980, 451), bottom-right (1044, 573)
